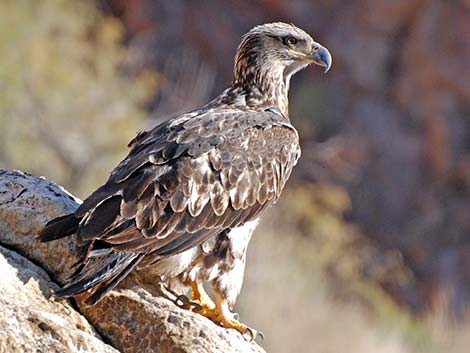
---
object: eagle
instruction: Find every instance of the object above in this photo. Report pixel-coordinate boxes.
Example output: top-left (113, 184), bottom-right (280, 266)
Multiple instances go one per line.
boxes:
top-left (39, 22), bottom-right (331, 338)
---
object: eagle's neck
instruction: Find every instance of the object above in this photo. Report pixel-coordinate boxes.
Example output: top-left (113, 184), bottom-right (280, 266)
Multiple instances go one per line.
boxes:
top-left (210, 64), bottom-right (292, 118)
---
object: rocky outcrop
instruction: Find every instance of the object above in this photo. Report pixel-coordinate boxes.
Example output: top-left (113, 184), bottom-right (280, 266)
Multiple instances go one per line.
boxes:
top-left (0, 170), bottom-right (265, 353)
top-left (0, 244), bottom-right (119, 353)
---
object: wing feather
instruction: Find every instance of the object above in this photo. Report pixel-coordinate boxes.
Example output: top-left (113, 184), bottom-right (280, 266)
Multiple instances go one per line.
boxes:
top-left (74, 109), bottom-right (300, 262)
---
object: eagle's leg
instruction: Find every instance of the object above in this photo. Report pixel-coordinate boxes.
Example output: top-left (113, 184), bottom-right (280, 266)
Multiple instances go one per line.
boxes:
top-left (161, 281), bottom-right (203, 311)
top-left (197, 289), bottom-right (259, 340)
top-left (189, 280), bottom-right (215, 311)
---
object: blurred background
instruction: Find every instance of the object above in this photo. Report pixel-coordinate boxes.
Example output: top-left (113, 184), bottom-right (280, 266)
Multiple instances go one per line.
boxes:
top-left (1, 0), bottom-right (469, 352)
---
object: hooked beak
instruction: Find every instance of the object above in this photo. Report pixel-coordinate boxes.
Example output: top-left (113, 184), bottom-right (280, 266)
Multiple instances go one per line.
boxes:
top-left (308, 46), bottom-right (332, 73)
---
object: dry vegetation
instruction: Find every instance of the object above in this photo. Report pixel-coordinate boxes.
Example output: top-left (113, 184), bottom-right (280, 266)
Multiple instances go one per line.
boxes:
top-left (240, 185), bottom-right (470, 353)
top-left (0, 0), bottom-right (154, 197)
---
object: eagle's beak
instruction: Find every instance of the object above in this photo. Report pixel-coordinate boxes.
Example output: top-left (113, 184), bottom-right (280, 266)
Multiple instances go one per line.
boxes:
top-left (309, 46), bottom-right (332, 73)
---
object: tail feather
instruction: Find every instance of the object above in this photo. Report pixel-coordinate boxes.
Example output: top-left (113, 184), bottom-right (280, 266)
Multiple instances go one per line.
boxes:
top-left (38, 214), bottom-right (79, 242)
top-left (85, 253), bottom-right (145, 305)
top-left (54, 252), bottom-right (144, 302)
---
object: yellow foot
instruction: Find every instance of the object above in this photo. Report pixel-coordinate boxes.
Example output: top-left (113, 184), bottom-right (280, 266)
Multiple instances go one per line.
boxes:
top-left (185, 282), bottom-right (264, 341)
top-left (190, 298), bottom-right (215, 312)
top-left (189, 281), bottom-right (215, 312)
top-left (196, 305), bottom-right (262, 341)
top-left (218, 315), bottom-right (261, 341)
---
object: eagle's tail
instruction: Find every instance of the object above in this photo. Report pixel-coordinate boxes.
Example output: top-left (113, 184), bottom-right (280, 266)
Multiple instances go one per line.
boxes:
top-left (55, 252), bottom-right (145, 305)
top-left (38, 213), bottom-right (145, 305)
top-left (38, 214), bottom-right (79, 242)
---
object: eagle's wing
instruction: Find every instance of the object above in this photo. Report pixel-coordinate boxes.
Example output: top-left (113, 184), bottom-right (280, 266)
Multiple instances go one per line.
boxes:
top-left (39, 108), bottom-right (300, 303)
top-left (75, 108), bottom-right (300, 258)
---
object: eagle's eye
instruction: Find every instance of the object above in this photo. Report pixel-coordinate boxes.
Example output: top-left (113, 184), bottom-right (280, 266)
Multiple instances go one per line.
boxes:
top-left (284, 36), bottom-right (298, 46)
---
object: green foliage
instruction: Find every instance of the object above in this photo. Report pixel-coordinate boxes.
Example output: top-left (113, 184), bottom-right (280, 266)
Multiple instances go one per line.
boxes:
top-left (0, 0), bottom-right (154, 197)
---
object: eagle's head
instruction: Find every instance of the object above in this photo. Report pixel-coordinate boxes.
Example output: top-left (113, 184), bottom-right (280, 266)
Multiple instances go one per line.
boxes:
top-left (234, 22), bottom-right (332, 86)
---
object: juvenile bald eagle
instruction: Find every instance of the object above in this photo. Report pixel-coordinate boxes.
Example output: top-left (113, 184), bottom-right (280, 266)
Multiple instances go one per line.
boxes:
top-left (39, 22), bottom-right (331, 338)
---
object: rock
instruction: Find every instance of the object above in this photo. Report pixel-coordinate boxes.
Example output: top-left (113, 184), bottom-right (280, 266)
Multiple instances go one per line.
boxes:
top-left (0, 170), bottom-right (265, 353)
top-left (79, 289), bottom-right (264, 353)
top-left (0, 244), bottom-right (119, 353)
top-left (0, 169), bottom-right (82, 283)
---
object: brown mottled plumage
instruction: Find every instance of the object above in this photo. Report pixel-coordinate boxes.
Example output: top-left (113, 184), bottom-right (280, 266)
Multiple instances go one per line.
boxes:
top-left (39, 22), bottom-right (331, 337)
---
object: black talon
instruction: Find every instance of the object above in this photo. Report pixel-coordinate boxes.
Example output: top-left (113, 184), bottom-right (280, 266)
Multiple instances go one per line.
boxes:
top-left (190, 301), bottom-right (203, 311)
top-left (174, 294), bottom-right (202, 311)
top-left (243, 327), bottom-right (264, 343)
top-left (174, 294), bottom-right (190, 307)
top-left (245, 327), bottom-right (256, 342)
